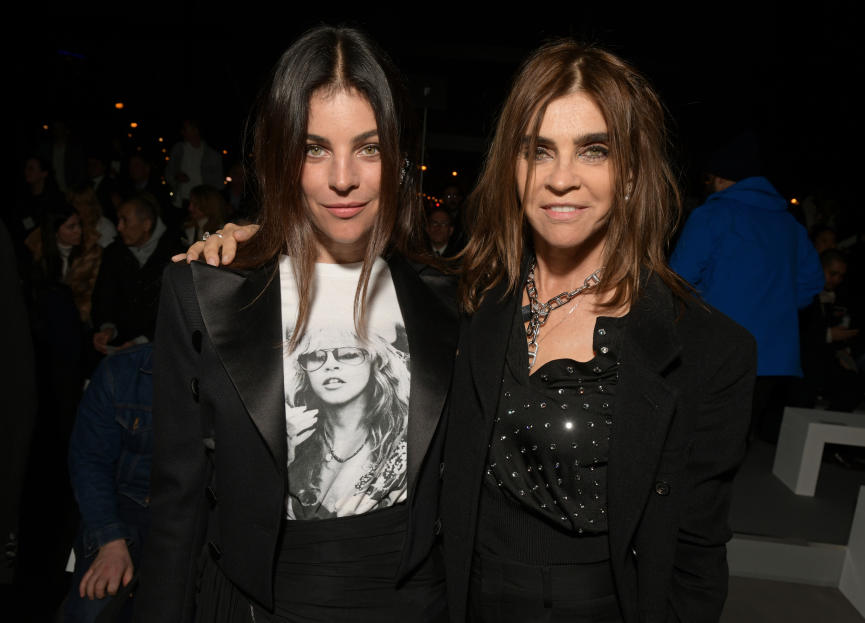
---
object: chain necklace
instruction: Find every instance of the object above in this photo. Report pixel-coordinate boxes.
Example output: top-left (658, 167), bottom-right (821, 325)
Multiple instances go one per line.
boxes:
top-left (324, 431), bottom-right (366, 463)
top-left (525, 257), bottom-right (602, 371)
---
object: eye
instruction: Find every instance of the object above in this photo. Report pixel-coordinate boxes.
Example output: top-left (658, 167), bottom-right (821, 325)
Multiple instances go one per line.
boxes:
top-left (579, 144), bottom-right (609, 162)
top-left (305, 144), bottom-right (326, 158)
top-left (358, 144), bottom-right (380, 157)
top-left (533, 146), bottom-right (554, 161)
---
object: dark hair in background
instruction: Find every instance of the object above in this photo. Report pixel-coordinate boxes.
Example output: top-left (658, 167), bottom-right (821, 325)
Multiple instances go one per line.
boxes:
top-left (38, 204), bottom-right (80, 282)
top-left (188, 185), bottom-right (227, 225)
top-left (459, 39), bottom-right (687, 313)
top-left (820, 248), bottom-right (846, 268)
top-left (236, 25), bottom-right (422, 346)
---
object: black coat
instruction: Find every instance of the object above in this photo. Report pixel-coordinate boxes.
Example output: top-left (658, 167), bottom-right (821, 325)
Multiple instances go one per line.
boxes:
top-left (135, 255), bottom-right (457, 623)
top-left (91, 231), bottom-right (181, 344)
top-left (441, 273), bottom-right (756, 623)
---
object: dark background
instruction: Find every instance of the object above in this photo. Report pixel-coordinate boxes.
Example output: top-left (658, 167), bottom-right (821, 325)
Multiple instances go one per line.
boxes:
top-left (16, 3), bottom-right (863, 212)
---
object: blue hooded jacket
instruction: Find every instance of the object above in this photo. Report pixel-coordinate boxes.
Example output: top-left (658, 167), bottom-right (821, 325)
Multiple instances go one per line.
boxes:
top-left (670, 177), bottom-right (823, 376)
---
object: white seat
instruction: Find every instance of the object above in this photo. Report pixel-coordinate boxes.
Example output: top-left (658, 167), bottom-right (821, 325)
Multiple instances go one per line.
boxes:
top-left (772, 407), bottom-right (865, 497)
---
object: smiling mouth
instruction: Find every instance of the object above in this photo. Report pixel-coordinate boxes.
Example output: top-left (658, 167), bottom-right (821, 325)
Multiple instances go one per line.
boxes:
top-left (322, 378), bottom-right (345, 388)
top-left (542, 204), bottom-right (589, 219)
top-left (324, 202), bottom-right (367, 219)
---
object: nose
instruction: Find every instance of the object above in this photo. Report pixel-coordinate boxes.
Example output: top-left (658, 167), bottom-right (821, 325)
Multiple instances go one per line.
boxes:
top-left (322, 350), bottom-right (340, 370)
top-left (546, 158), bottom-right (581, 194)
top-left (329, 153), bottom-right (360, 194)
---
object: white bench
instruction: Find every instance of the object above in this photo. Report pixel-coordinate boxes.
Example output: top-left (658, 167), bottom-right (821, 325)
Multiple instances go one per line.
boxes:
top-left (772, 407), bottom-right (865, 497)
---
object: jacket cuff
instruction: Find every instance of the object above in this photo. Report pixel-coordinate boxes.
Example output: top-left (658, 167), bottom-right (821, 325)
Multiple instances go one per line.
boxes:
top-left (83, 522), bottom-right (132, 557)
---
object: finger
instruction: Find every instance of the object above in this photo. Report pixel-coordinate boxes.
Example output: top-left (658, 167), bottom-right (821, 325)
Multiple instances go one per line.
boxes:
top-left (80, 569), bottom-right (93, 598)
top-left (95, 574), bottom-right (109, 599)
top-left (234, 224), bottom-right (260, 241)
top-left (107, 570), bottom-right (121, 596)
top-left (203, 238), bottom-right (223, 267)
top-left (297, 414), bottom-right (318, 430)
top-left (122, 564), bottom-right (134, 586)
top-left (185, 241), bottom-right (206, 262)
top-left (295, 428), bottom-right (316, 445)
top-left (171, 253), bottom-right (188, 263)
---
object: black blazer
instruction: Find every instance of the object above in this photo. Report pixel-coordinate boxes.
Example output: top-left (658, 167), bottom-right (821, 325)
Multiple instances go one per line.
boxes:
top-left (135, 254), bottom-right (457, 623)
top-left (441, 273), bottom-right (756, 623)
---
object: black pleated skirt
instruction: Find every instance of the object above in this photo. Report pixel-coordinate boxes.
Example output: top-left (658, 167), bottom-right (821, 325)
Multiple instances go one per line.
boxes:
top-left (196, 505), bottom-right (447, 623)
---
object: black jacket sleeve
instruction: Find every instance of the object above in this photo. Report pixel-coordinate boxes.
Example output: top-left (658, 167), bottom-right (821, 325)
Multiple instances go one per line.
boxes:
top-left (134, 264), bottom-right (208, 623)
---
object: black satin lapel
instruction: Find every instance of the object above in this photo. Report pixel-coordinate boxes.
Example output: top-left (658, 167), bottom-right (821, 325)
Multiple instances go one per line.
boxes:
top-left (607, 276), bottom-right (681, 562)
top-left (388, 255), bottom-right (458, 490)
top-left (468, 280), bottom-right (521, 422)
top-left (191, 262), bottom-right (287, 468)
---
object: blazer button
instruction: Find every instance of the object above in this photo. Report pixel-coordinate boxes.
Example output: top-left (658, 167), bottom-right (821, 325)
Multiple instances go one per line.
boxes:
top-left (191, 377), bottom-right (200, 402)
top-left (206, 486), bottom-right (218, 507)
top-left (454, 348), bottom-right (460, 358)
top-left (439, 462), bottom-right (445, 479)
top-left (191, 330), bottom-right (203, 353)
top-left (654, 480), bottom-right (671, 496)
top-left (433, 518), bottom-right (442, 535)
top-left (208, 541), bottom-right (222, 560)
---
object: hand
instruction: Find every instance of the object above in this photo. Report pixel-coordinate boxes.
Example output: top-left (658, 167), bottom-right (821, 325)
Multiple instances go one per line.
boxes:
top-left (79, 538), bottom-right (134, 600)
top-left (286, 405), bottom-right (318, 464)
top-left (171, 223), bottom-right (260, 266)
top-left (93, 329), bottom-right (114, 354)
top-left (830, 326), bottom-right (859, 342)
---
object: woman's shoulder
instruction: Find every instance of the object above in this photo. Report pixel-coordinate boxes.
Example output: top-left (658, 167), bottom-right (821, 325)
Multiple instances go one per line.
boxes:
top-left (639, 271), bottom-right (756, 362)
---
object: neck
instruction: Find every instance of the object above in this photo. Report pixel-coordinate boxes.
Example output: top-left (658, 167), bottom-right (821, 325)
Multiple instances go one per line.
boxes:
top-left (315, 235), bottom-right (369, 264)
top-left (532, 236), bottom-right (605, 297)
top-left (30, 179), bottom-right (45, 196)
top-left (328, 395), bottom-right (369, 436)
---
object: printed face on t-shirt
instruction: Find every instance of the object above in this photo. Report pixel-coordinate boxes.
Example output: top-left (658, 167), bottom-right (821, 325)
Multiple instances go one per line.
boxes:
top-left (299, 338), bottom-right (373, 407)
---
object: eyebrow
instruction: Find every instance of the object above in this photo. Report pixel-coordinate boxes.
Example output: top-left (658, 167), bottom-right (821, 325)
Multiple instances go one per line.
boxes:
top-left (306, 129), bottom-right (379, 144)
top-left (532, 131), bottom-right (610, 146)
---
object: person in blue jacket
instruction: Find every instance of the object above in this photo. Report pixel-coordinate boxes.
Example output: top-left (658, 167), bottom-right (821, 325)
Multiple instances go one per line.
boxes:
top-left (65, 343), bottom-right (153, 622)
top-left (670, 134), bottom-right (824, 442)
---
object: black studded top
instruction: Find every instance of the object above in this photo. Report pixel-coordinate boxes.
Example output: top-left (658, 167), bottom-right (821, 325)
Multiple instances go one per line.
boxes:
top-left (475, 302), bottom-right (624, 563)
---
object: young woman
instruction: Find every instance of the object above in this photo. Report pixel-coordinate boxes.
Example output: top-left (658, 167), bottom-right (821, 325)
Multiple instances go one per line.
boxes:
top-left (135, 26), bottom-right (456, 623)
top-left (186, 39), bottom-right (757, 623)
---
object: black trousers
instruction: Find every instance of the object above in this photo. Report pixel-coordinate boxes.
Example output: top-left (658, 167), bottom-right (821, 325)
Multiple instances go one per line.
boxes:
top-left (468, 552), bottom-right (623, 623)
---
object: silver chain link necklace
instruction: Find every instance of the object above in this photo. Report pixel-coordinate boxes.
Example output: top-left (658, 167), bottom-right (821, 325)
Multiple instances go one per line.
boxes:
top-left (525, 257), bottom-right (602, 371)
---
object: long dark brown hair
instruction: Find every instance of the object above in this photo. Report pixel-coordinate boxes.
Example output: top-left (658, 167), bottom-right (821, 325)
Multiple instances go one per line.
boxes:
top-left (460, 39), bottom-right (686, 313)
top-left (236, 26), bottom-right (422, 345)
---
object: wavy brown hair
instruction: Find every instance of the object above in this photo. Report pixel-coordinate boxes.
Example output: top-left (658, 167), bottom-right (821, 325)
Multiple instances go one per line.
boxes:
top-left (460, 39), bottom-right (686, 313)
top-left (235, 26), bottom-right (422, 345)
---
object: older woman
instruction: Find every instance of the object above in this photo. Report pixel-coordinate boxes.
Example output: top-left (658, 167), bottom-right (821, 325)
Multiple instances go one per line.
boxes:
top-left (136, 26), bottom-right (456, 623)
top-left (442, 41), bottom-right (756, 623)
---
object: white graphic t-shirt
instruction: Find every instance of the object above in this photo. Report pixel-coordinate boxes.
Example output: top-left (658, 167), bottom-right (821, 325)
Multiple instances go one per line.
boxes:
top-left (279, 256), bottom-right (409, 520)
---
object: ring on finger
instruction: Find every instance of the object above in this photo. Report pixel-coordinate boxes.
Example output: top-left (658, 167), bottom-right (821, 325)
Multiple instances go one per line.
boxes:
top-left (201, 231), bottom-right (210, 241)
